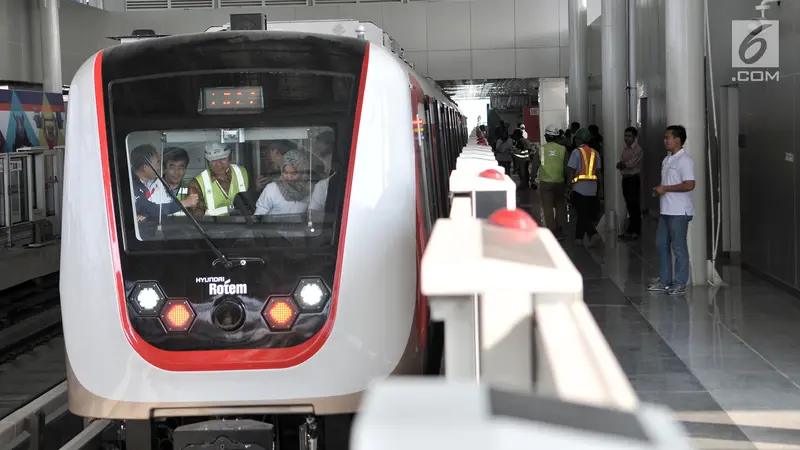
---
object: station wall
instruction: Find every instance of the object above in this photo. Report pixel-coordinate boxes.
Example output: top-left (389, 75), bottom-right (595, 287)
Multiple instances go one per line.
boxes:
top-left (0, 0), bottom-right (44, 84)
top-left (55, 0), bottom-right (570, 83)
top-left (715, 0), bottom-right (800, 291)
top-left (589, 0), bottom-right (800, 291)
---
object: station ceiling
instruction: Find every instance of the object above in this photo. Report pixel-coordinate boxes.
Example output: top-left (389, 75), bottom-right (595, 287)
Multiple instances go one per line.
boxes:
top-left (439, 78), bottom-right (538, 100)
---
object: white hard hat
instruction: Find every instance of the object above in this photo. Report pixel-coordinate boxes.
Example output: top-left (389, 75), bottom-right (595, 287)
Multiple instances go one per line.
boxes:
top-left (519, 124), bottom-right (526, 129)
top-left (205, 142), bottom-right (231, 162)
top-left (544, 124), bottom-right (560, 136)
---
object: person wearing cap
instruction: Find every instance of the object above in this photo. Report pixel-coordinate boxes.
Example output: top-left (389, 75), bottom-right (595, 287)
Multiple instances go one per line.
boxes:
top-left (517, 123), bottom-right (528, 140)
top-left (566, 128), bottom-right (603, 247)
top-left (538, 125), bottom-right (569, 239)
top-left (511, 128), bottom-right (533, 189)
top-left (130, 144), bottom-right (198, 221)
top-left (188, 143), bottom-right (255, 217)
top-left (255, 149), bottom-right (312, 215)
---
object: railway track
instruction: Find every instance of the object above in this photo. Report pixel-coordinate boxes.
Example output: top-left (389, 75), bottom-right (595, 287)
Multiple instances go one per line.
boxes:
top-left (0, 273), bottom-right (60, 330)
top-left (0, 274), bottom-right (64, 420)
top-left (0, 277), bottom-right (117, 450)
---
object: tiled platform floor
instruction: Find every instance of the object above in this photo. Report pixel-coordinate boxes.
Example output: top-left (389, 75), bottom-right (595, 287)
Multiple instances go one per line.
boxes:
top-left (518, 187), bottom-right (800, 449)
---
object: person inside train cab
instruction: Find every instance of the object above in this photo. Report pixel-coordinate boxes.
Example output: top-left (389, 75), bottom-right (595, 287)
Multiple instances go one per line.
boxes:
top-left (158, 147), bottom-right (191, 211)
top-left (158, 147), bottom-right (192, 216)
top-left (259, 141), bottom-right (292, 189)
top-left (130, 144), bottom-right (198, 221)
top-left (308, 131), bottom-right (336, 215)
top-left (188, 142), bottom-right (256, 217)
top-left (255, 149), bottom-right (311, 216)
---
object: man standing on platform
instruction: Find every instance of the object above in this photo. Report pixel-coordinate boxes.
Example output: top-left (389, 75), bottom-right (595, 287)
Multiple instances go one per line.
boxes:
top-left (648, 125), bottom-right (696, 296)
top-left (617, 127), bottom-right (643, 240)
top-left (566, 128), bottom-right (603, 247)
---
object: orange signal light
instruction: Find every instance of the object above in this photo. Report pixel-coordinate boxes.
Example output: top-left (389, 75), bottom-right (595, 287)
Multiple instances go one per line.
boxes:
top-left (262, 297), bottom-right (298, 331)
top-left (160, 299), bottom-right (196, 332)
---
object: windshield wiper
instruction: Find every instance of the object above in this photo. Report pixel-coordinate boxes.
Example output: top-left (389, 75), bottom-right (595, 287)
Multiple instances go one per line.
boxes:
top-left (144, 159), bottom-right (237, 269)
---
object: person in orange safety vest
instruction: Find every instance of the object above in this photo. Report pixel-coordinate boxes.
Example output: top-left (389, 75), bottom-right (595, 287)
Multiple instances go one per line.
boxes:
top-left (566, 128), bottom-right (603, 247)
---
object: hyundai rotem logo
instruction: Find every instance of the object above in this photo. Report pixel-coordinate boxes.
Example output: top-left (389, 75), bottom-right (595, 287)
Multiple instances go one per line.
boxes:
top-left (196, 277), bottom-right (248, 296)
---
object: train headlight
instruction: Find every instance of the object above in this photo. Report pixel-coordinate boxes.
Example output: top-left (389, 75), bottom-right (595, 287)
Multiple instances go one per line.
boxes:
top-left (262, 296), bottom-right (299, 331)
top-left (292, 277), bottom-right (331, 313)
top-left (128, 281), bottom-right (167, 316)
top-left (160, 299), bottom-right (196, 332)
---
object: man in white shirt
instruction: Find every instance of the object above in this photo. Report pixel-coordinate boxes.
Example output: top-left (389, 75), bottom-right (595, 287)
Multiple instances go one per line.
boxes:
top-left (647, 125), bottom-right (696, 295)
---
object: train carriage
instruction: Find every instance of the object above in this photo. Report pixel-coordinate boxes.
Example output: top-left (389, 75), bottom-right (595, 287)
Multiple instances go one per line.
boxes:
top-left (61, 29), bottom-right (466, 449)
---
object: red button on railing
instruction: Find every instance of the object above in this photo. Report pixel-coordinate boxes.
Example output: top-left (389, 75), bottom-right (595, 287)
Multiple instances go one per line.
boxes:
top-left (479, 169), bottom-right (505, 180)
top-left (488, 208), bottom-right (538, 231)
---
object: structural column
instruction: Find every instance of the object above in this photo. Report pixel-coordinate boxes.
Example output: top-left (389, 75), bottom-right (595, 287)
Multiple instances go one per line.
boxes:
top-left (627, 0), bottom-right (637, 126)
top-left (665, 0), bottom-right (707, 285)
top-left (41, 0), bottom-right (63, 94)
top-left (568, 0), bottom-right (589, 126)
top-left (538, 78), bottom-right (568, 144)
top-left (723, 86), bottom-right (741, 259)
top-left (601, 0), bottom-right (627, 232)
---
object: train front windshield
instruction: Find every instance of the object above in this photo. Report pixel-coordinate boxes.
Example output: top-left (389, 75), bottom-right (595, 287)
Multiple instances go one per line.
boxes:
top-left (109, 71), bottom-right (359, 253)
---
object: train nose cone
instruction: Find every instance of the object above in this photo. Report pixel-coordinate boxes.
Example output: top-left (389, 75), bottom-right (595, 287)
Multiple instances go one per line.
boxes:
top-left (212, 298), bottom-right (246, 332)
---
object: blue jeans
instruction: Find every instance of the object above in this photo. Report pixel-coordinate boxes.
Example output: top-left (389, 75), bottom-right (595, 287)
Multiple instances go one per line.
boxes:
top-left (656, 214), bottom-right (692, 286)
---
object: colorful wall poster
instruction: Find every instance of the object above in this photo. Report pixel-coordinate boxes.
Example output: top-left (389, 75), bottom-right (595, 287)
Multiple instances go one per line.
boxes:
top-left (0, 89), bottom-right (66, 153)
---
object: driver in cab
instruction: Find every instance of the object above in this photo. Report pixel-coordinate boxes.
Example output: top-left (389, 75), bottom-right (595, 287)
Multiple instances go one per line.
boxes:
top-left (187, 142), bottom-right (265, 217)
top-left (131, 144), bottom-right (198, 221)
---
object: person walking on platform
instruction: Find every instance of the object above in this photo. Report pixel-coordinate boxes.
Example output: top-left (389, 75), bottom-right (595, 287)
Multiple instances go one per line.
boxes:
top-left (617, 127), bottom-right (643, 240)
top-left (566, 128), bottom-right (603, 247)
top-left (538, 125), bottom-right (568, 239)
top-left (648, 125), bottom-right (696, 296)
top-left (494, 130), bottom-right (514, 175)
top-left (512, 128), bottom-right (532, 189)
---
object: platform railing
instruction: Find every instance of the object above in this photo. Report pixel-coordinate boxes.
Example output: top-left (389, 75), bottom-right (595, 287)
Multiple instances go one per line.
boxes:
top-left (427, 130), bottom-right (639, 411)
top-left (0, 147), bottom-right (63, 248)
top-left (351, 131), bottom-right (691, 449)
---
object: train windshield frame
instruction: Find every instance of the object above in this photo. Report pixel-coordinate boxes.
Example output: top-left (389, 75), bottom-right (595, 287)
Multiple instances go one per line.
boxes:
top-left (106, 69), bottom-right (360, 254)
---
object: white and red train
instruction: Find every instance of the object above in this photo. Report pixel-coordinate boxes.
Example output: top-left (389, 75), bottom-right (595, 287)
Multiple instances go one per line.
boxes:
top-left (60, 29), bottom-right (466, 449)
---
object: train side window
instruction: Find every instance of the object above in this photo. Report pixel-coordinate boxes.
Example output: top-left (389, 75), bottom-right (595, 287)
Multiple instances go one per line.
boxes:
top-left (438, 106), bottom-right (451, 192)
top-left (431, 100), bottom-right (449, 217)
top-left (423, 98), bottom-right (442, 219)
top-left (415, 103), bottom-right (436, 228)
top-left (445, 108), bottom-right (454, 173)
top-left (443, 107), bottom-right (454, 186)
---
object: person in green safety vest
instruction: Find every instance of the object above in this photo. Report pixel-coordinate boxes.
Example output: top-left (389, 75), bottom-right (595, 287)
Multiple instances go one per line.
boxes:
top-left (538, 125), bottom-right (569, 240)
top-left (187, 142), bottom-right (264, 217)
